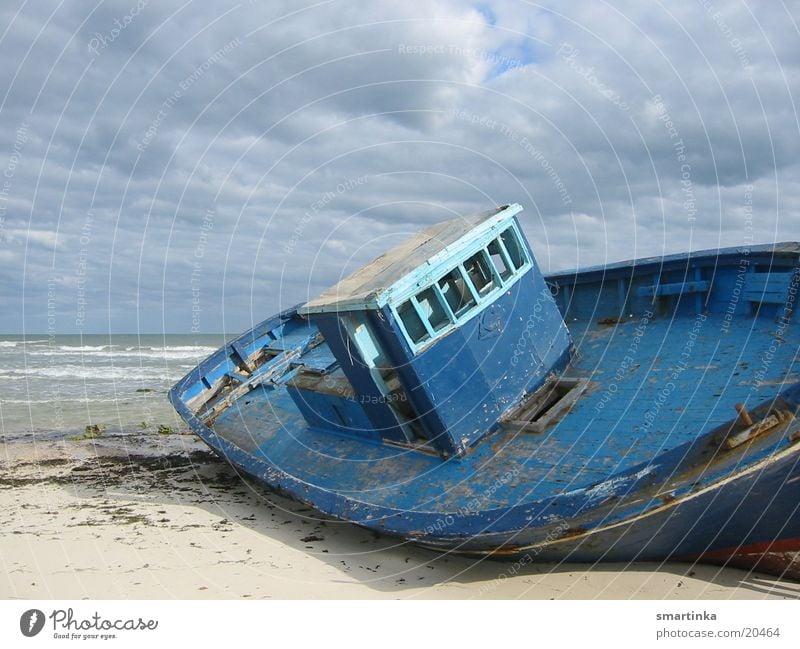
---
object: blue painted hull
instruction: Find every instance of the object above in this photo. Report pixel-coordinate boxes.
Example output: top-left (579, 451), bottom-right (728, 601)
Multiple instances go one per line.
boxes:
top-left (169, 243), bottom-right (800, 578)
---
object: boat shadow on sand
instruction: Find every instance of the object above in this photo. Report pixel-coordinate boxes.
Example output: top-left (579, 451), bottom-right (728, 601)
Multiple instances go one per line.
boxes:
top-left (11, 434), bottom-right (800, 599)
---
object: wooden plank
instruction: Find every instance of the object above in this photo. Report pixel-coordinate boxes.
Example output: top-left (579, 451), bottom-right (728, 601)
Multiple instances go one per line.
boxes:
top-left (636, 280), bottom-right (709, 298)
top-left (743, 272), bottom-right (794, 304)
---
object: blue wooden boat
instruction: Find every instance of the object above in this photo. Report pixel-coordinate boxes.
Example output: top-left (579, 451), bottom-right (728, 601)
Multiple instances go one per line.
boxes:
top-left (169, 203), bottom-right (800, 578)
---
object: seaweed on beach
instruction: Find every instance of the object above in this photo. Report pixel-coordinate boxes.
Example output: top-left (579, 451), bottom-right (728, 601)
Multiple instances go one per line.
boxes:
top-left (71, 424), bottom-right (106, 441)
top-left (0, 445), bottom-right (223, 491)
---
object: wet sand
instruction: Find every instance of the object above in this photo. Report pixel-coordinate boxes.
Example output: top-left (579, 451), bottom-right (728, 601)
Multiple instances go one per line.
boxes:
top-left (2, 433), bottom-right (798, 600)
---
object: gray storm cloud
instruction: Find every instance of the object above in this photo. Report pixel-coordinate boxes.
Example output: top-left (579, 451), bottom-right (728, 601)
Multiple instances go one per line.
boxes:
top-left (0, 0), bottom-right (797, 333)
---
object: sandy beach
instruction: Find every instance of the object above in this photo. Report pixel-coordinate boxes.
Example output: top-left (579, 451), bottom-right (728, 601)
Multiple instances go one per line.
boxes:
top-left (2, 432), bottom-right (798, 600)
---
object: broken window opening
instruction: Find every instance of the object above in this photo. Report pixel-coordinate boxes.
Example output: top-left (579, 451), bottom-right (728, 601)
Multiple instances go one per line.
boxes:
top-left (500, 226), bottom-right (526, 270)
top-left (438, 268), bottom-right (477, 317)
top-left (397, 300), bottom-right (429, 344)
top-left (464, 250), bottom-right (495, 296)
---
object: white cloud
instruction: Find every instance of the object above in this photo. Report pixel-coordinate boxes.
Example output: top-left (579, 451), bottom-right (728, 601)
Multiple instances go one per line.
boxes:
top-left (0, 0), bottom-right (798, 332)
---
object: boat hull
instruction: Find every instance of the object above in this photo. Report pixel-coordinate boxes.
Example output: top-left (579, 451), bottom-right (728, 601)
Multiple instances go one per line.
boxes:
top-left (455, 442), bottom-right (800, 580)
top-left (170, 242), bottom-right (800, 580)
top-left (176, 386), bottom-right (800, 579)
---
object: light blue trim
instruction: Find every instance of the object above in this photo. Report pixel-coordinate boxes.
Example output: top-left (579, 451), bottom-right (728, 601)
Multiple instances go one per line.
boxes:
top-left (387, 215), bottom-right (523, 307)
top-left (393, 305), bottom-right (416, 349)
top-left (458, 262), bottom-right (481, 303)
top-left (432, 281), bottom-right (457, 324)
top-left (494, 232), bottom-right (515, 274)
top-left (480, 248), bottom-right (503, 291)
top-left (409, 294), bottom-right (436, 339)
top-left (391, 223), bottom-right (532, 354)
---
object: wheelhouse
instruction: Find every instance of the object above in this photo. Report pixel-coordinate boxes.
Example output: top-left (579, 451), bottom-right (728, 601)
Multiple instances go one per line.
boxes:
top-left (293, 204), bottom-right (572, 457)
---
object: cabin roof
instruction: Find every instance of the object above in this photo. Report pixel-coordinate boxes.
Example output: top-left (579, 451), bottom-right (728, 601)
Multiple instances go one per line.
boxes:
top-left (299, 203), bottom-right (522, 314)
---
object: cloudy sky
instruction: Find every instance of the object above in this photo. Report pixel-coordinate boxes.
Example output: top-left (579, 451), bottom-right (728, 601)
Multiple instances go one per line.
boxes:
top-left (0, 0), bottom-right (798, 334)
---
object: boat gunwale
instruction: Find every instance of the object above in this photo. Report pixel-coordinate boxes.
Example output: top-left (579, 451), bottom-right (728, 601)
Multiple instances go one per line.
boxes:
top-left (545, 241), bottom-right (800, 285)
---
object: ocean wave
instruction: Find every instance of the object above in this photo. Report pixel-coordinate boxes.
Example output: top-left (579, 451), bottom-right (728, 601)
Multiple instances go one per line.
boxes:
top-left (0, 397), bottom-right (94, 404)
top-left (25, 345), bottom-right (217, 359)
top-left (3, 344), bottom-right (112, 352)
top-left (0, 339), bottom-right (50, 347)
top-left (0, 366), bottom-right (181, 381)
top-left (58, 345), bottom-right (110, 351)
top-left (153, 345), bottom-right (218, 351)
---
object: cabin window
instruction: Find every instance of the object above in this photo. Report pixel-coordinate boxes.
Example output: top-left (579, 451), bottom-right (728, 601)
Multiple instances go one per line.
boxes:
top-left (416, 286), bottom-right (450, 332)
top-left (438, 268), bottom-right (476, 317)
top-left (500, 227), bottom-right (526, 270)
top-left (397, 300), bottom-right (429, 344)
top-left (341, 316), bottom-right (388, 368)
top-left (487, 239), bottom-right (513, 281)
top-left (464, 251), bottom-right (495, 296)
top-left (391, 219), bottom-right (532, 352)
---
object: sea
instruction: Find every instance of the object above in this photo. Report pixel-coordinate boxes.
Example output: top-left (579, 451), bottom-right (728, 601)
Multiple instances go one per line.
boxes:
top-left (0, 334), bottom-right (227, 439)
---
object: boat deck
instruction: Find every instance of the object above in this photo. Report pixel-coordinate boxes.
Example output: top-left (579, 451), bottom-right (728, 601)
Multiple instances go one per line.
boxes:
top-left (212, 312), bottom-right (800, 514)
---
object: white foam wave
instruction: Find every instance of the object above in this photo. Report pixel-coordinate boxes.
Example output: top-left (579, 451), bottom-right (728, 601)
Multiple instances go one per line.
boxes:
top-left (58, 345), bottom-right (109, 351)
top-left (26, 348), bottom-right (216, 360)
top-left (0, 398), bottom-right (93, 404)
top-left (0, 366), bottom-right (181, 381)
top-left (149, 345), bottom-right (216, 352)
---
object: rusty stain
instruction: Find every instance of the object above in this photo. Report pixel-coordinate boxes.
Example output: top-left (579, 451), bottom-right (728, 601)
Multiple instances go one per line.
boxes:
top-left (559, 526), bottom-right (588, 539)
top-left (489, 545), bottom-right (522, 556)
top-left (684, 539), bottom-right (800, 581)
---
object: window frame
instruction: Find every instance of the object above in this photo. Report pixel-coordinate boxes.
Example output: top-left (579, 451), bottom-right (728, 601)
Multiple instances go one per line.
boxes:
top-left (391, 222), bottom-right (531, 353)
top-left (487, 237), bottom-right (514, 282)
top-left (396, 298), bottom-right (431, 345)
